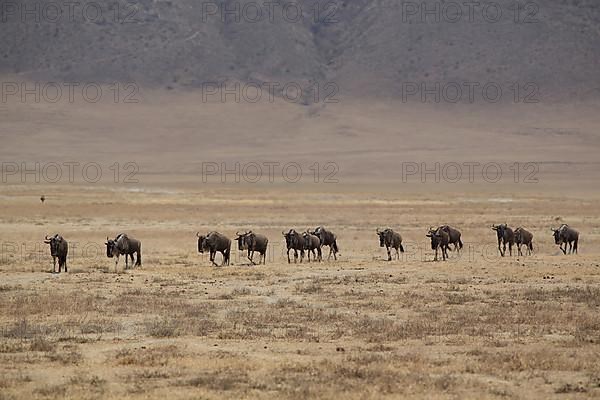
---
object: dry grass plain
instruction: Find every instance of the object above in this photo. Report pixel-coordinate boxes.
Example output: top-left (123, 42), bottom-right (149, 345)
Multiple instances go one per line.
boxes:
top-left (1, 183), bottom-right (600, 399)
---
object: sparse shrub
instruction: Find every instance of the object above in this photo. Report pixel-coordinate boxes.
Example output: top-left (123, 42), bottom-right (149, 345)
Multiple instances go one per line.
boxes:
top-left (145, 318), bottom-right (179, 338)
top-left (29, 337), bottom-right (54, 352)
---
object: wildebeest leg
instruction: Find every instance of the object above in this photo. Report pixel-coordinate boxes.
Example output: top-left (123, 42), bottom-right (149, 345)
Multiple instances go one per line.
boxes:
top-left (294, 249), bottom-right (298, 263)
top-left (300, 249), bottom-right (305, 263)
top-left (386, 245), bottom-right (391, 261)
top-left (517, 244), bottom-right (523, 257)
top-left (248, 250), bottom-right (256, 265)
top-left (573, 239), bottom-right (578, 254)
top-left (210, 250), bottom-right (218, 266)
top-left (442, 246), bottom-right (448, 261)
top-left (560, 243), bottom-right (567, 255)
top-left (115, 255), bottom-right (120, 273)
top-left (52, 256), bottom-right (57, 273)
top-left (434, 246), bottom-right (438, 262)
top-left (317, 247), bottom-right (322, 262)
top-left (395, 247), bottom-right (400, 260)
top-left (500, 241), bottom-right (505, 257)
top-left (221, 250), bottom-right (228, 266)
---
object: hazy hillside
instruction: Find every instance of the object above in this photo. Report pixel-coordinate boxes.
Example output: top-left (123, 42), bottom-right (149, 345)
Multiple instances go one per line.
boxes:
top-left (2, 0), bottom-right (599, 101)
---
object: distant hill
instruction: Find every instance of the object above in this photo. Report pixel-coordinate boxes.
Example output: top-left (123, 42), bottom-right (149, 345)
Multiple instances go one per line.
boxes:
top-left (2, 0), bottom-right (599, 102)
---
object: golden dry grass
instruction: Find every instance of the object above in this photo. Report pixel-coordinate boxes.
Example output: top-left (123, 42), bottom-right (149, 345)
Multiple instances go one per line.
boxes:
top-left (1, 184), bottom-right (600, 399)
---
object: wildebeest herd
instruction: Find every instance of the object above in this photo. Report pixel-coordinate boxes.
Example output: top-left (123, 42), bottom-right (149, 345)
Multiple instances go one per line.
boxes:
top-left (42, 224), bottom-right (580, 273)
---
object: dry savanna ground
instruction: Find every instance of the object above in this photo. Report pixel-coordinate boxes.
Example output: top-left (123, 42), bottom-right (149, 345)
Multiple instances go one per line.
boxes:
top-left (1, 183), bottom-right (600, 399)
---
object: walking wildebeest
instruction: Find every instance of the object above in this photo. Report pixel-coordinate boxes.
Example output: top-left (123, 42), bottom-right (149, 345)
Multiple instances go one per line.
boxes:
top-left (197, 231), bottom-right (231, 266)
top-left (105, 233), bottom-right (142, 272)
top-left (44, 234), bottom-right (68, 273)
top-left (426, 227), bottom-right (449, 261)
top-left (236, 231), bottom-right (268, 265)
top-left (312, 226), bottom-right (339, 260)
top-left (282, 229), bottom-right (305, 263)
top-left (376, 228), bottom-right (404, 261)
top-left (439, 225), bottom-right (463, 253)
top-left (552, 224), bottom-right (579, 255)
top-left (514, 227), bottom-right (534, 256)
top-left (302, 231), bottom-right (322, 262)
top-left (492, 224), bottom-right (515, 257)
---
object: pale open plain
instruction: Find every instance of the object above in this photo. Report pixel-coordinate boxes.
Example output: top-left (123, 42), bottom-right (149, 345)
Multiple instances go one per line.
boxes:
top-left (1, 182), bottom-right (599, 399)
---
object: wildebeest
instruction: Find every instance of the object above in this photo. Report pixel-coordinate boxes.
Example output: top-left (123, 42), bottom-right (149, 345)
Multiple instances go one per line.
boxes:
top-left (439, 225), bottom-right (463, 253)
top-left (197, 231), bottom-right (231, 266)
top-left (552, 224), bottom-right (579, 255)
top-left (426, 227), bottom-right (449, 261)
top-left (492, 224), bottom-right (515, 257)
top-left (105, 233), bottom-right (142, 272)
top-left (376, 228), bottom-right (404, 261)
top-left (282, 229), bottom-right (305, 263)
top-left (236, 231), bottom-right (268, 265)
top-left (302, 231), bottom-right (322, 262)
top-left (514, 227), bottom-right (534, 256)
top-left (312, 226), bottom-right (339, 260)
top-left (44, 234), bottom-right (68, 273)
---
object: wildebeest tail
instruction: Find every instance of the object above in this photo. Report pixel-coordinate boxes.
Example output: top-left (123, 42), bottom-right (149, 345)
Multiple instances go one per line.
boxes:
top-left (458, 238), bottom-right (463, 249)
top-left (399, 244), bottom-right (405, 253)
top-left (332, 240), bottom-right (339, 254)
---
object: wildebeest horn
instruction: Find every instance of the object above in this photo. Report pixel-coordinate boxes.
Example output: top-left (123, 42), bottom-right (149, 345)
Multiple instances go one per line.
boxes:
top-left (282, 231), bottom-right (286, 236)
top-left (196, 232), bottom-right (201, 237)
top-left (236, 231), bottom-right (242, 236)
top-left (45, 235), bottom-right (50, 240)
